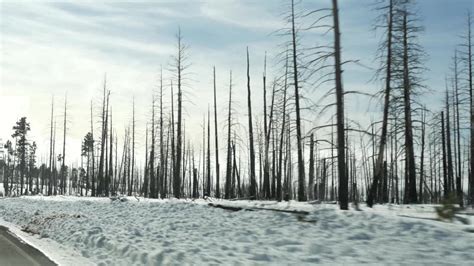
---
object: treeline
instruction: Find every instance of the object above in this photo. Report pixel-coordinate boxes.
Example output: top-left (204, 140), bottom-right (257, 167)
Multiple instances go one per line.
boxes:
top-left (0, 0), bottom-right (472, 210)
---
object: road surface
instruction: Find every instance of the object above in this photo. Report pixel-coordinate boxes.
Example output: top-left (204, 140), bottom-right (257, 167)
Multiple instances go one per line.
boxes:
top-left (0, 226), bottom-right (56, 266)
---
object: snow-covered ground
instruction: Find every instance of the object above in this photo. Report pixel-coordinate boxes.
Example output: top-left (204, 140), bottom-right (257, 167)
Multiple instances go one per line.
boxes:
top-left (0, 196), bottom-right (473, 265)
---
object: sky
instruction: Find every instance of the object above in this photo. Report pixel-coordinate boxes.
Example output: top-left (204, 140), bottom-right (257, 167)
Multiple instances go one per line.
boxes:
top-left (0, 0), bottom-right (472, 169)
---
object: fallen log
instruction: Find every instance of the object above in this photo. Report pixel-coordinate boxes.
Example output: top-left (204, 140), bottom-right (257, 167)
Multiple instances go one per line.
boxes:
top-left (208, 203), bottom-right (309, 215)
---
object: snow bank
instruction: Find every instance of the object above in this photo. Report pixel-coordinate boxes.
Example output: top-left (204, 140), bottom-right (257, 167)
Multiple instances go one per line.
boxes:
top-left (0, 196), bottom-right (473, 265)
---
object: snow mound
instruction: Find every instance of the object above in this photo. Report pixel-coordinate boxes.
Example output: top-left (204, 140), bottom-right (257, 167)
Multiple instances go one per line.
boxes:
top-left (0, 197), bottom-right (473, 265)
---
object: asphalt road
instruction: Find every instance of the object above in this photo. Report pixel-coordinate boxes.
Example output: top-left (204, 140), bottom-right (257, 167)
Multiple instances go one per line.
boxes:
top-left (0, 226), bottom-right (56, 266)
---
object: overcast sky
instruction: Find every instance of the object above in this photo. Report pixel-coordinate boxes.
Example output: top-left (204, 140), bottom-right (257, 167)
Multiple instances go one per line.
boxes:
top-left (0, 0), bottom-right (472, 167)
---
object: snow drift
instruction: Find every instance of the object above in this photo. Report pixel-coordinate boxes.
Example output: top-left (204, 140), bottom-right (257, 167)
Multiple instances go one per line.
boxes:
top-left (0, 196), bottom-right (473, 265)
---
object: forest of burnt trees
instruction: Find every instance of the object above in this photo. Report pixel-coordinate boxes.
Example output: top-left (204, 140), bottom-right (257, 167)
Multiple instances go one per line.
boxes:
top-left (1, 0), bottom-right (473, 211)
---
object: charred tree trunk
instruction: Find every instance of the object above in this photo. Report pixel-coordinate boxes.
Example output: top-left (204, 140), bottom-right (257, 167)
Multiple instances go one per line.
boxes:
top-left (61, 95), bottom-right (67, 195)
top-left (308, 134), bottom-right (315, 201)
top-left (466, 12), bottom-right (474, 206)
top-left (159, 70), bottom-right (165, 198)
top-left (419, 108), bottom-right (426, 203)
top-left (441, 111), bottom-right (449, 198)
top-left (174, 30), bottom-right (184, 199)
top-left (446, 89), bottom-right (455, 197)
top-left (453, 51), bottom-right (463, 207)
top-left (90, 101), bottom-right (95, 197)
top-left (277, 54), bottom-right (289, 202)
top-left (108, 108), bottom-right (113, 196)
top-left (48, 97), bottom-right (54, 196)
top-left (402, 11), bottom-right (417, 204)
top-left (98, 77), bottom-right (110, 196)
top-left (150, 93), bottom-right (157, 198)
top-left (143, 124), bottom-right (149, 197)
top-left (262, 53), bottom-right (271, 199)
top-left (247, 47), bottom-right (257, 199)
top-left (332, 0), bottom-right (348, 209)
top-left (368, 0), bottom-right (393, 207)
top-left (206, 108), bottom-right (211, 196)
top-left (291, 0), bottom-right (306, 202)
top-left (467, 12), bottom-right (474, 206)
top-left (129, 99), bottom-right (135, 196)
top-left (213, 67), bottom-right (221, 198)
top-left (225, 71), bottom-right (233, 199)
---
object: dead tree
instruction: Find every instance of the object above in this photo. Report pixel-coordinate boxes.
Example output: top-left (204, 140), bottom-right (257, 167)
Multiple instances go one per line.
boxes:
top-left (172, 29), bottom-right (188, 199)
top-left (267, 80), bottom-right (277, 199)
top-left (97, 77), bottom-right (110, 196)
top-left (464, 12), bottom-right (474, 205)
top-left (368, 0), bottom-right (395, 207)
top-left (108, 108), bottom-right (113, 195)
top-left (277, 53), bottom-right (289, 201)
top-left (332, 0), bottom-right (348, 210)
top-left (90, 100), bottom-right (95, 196)
top-left (441, 111), bottom-right (449, 197)
top-left (289, 0), bottom-right (306, 202)
top-left (61, 94), bottom-right (67, 195)
top-left (159, 68), bottom-right (165, 198)
top-left (213, 67), bottom-right (221, 198)
top-left (143, 123), bottom-right (149, 197)
top-left (400, 4), bottom-right (421, 204)
top-left (149, 90), bottom-right (157, 198)
top-left (453, 51), bottom-right (463, 206)
top-left (445, 88), bottom-right (455, 196)
top-left (308, 134), bottom-right (315, 200)
top-left (129, 98), bottom-right (135, 196)
top-left (262, 53), bottom-right (271, 199)
top-left (419, 107), bottom-right (426, 202)
top-left (206, 107), bottom-right (211, 196)
top-left (225, 71), bottom-right (233, 199)
top-left (48, 96), bottom-right (54, 196)
top-left (247, 47), bottom-right (257, 199)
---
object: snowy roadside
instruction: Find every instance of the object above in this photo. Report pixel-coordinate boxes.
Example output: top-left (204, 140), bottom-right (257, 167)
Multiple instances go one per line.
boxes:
top-left (0, 196), bottom-right (473, 265)
top-left (0, 214), bottom-right (94, 265)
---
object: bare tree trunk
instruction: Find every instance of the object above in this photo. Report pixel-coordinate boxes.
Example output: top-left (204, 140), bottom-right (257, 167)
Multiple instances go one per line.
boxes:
top-left (90, 101), bottom-right (95, 197)
top-left (454, 51), bottom-right (463, 207)
top-left (320, 158), bottom-right (327, 201)
top-left (247, 47), bottom-right (257, 199)
top-left (48, 96), bottom-right (54, 196)
top-left (202, 115), bottom-right (206, 196)
top-left (206, 107), bottom-right (211, 196)
top-left (233, 142), bottom-right (241, 198)
top-left (174, 29), bottom-right (184, 199)
top-left (170, 80), bottom-right (175, 197)
top-left (213, 67), bottom-right (221, 198)
top-left (108, 108), bottom-right (113, 196)
top-left (332, 0), bottom-right (348, 210)
top-left (159, 69), bottom-right (165, 198)
top-left (53, 120), bottom-right (57, 195)
top-left (143, 124), bottom-right (149, 197)
top-left (61, 95), bottom-right (67, 195)
top-left (308, 134), bottom-right (315, 201)
top-left (441, 111), bottom-right (449, 198)
top-left (130, 99), bottom-right (135, 196)
top-left (419, 108), bottom-right (426, 203)
top-left (225, 71), bottom-right (233, 199)
top-left (262, 53), bottom-right (271, 199)
top-left (290, 0), bottom-right (306, 202)
top-left (467, 12), bottom-right (474, 206)
top-left (368, 0), bottom-right (393, 207)
top-left (98, 77), bottom-right (110, 196)
top-left (150, 92), bottom-right (156, 198)
top-left (402, 11), bottom-right (417, 204)
top-left (277, 55), bottom-right (289, 201)
top-left (446, 89), bottom-right (455, 197)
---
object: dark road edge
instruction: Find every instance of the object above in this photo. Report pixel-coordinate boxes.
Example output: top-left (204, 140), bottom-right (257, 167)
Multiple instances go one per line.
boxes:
top-left (0, 225), bottom-right (57, 266)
